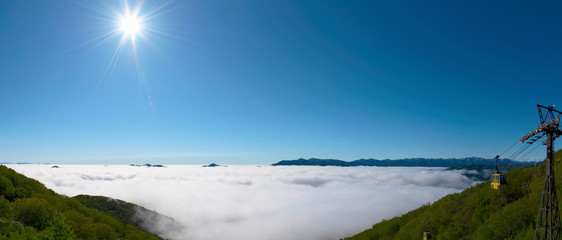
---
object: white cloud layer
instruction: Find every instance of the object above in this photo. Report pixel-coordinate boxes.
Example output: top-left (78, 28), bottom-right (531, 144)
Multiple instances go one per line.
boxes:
top-left (6, 165), bottom-right (475, 240)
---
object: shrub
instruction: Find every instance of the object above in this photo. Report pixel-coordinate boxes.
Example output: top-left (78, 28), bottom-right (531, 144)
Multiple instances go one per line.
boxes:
top-left (13, 198), bottom-right (53, 230)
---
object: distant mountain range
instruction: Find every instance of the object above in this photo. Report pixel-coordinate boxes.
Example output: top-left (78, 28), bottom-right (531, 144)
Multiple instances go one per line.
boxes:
top-left (272, 157), bottom-right (535, 167)
top-left (446, 162), bottom-right (538, 181)
top-left (129, 163), bottom-right (166, 168)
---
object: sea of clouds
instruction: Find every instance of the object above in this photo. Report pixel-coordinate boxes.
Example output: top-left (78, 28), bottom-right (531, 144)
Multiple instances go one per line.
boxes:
top-left (6, 164), bottom-right (476, 240)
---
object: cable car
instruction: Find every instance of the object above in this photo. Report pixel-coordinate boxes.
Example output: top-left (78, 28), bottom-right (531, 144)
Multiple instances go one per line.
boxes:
top-left (491, 173), bottom-right (506, 189)
top-left (423, 231), bottom-right (432, 240)
top-left (491, 155), bottom-right (506, 190)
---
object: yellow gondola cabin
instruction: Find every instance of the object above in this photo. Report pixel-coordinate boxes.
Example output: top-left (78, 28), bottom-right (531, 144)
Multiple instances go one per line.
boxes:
top-left (490, 155), bottom-right (506, 190)
top-left (491, 173), bottom-right (506, 189)
top-left (423, 231), bottom-right (432, 240)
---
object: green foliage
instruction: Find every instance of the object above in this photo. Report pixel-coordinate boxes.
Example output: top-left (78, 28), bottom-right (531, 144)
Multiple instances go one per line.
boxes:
top-left (0, 165), bottom-right (161, 240)
top-left (0, 220), bottom-right (41, 240)
top-left (14, 198), bottom-right (53, 230)
top-left (64, 210), bottom-right (95, 239)
top-left (94, 223), bottom-right (117, 240)
top-left (0, 196), bottom-right (11, 218)
top-left (74, 194), bottom-right (185, 237)
top-left (345, 150), bottom-right (562, 240)
top-left (43, 212), bottom-right (75, 240)
top-left (74, 195), bottom-right (137, 224)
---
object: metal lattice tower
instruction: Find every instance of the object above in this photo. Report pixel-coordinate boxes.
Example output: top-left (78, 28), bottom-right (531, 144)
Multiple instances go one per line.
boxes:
top-left (521, 105), bottom-right (562, 240)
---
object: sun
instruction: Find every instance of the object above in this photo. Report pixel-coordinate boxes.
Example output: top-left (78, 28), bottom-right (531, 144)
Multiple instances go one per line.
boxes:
top-left (76, 0), bottom-right (176, 101)
top-left (119, 14), bottom-right (142, 38)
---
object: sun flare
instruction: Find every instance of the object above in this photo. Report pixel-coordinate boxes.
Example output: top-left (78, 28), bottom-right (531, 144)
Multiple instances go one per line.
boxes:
top-left (119, 14), bottom-right (142, 37)
top-left (76, 0), bottom-right (175, 104)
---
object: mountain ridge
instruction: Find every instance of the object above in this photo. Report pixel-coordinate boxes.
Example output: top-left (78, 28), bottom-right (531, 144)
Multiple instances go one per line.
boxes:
top-left (272, 157), bottom-right (532, 167)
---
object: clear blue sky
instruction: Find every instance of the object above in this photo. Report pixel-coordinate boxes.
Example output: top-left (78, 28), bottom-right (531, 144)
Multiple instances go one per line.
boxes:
top-left (1, 0), bottom-right (561, 164)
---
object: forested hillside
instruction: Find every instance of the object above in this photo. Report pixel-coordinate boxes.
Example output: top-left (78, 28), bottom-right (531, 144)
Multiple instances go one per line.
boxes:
top-left (345, 150), bottom-right (562, 240)
top-left (74, 195), bottom-right (185, 238)
top-left (0, 165), bottom-right (160, 240)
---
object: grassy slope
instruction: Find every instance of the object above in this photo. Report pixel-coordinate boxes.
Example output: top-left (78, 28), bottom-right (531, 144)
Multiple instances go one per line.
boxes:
top-left (346, 150), bottom-right (562, 240)
top-left (0, 165), bottom-right (160, 240)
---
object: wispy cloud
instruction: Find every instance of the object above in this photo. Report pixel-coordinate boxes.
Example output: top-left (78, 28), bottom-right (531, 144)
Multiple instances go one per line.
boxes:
top-left (8, 165), bottom-right (474, 240)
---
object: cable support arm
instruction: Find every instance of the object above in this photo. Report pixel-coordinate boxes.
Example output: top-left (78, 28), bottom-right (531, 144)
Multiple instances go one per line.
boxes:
top-left (520, 118), bottom-right (560, 143)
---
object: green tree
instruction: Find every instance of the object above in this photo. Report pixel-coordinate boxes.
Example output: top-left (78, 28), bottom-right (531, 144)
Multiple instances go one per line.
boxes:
top-left (94, 223), bottom-right (117, 240)
top-left (64, 210), bottom-right (95, 239)
top-left (13, 198), bottom-right (53, 230)
top-left (0, 196), bottom-right (11, 218)
top-left (43, 212), bottom-right (75, 240)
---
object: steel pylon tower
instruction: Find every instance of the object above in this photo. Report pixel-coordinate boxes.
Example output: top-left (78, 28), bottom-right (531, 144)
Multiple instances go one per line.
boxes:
top-left (520, 105), bottom-right (562, 240)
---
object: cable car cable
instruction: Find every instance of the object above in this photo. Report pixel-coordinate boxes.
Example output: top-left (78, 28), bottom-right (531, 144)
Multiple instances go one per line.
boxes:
top-left (507, 143), bottom-right (532, 161)
top-left (499, 140), bottom-right (520, 158)
top-left (503, 144), bottom-right (526, 160)
top-left (506, 144), bottom-right (528, 160)
top-left (515, 143), bottom-right (542, 162)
